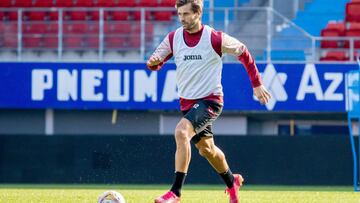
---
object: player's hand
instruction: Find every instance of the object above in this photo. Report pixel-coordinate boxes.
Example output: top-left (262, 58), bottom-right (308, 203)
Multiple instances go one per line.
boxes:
top-left (253, 85), bottom-right (271, 105)
top-left (147, 55), bottom-right (162, 67)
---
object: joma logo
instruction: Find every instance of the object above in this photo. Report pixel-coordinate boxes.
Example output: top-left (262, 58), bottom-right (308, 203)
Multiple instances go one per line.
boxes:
top-left (183, 55), bottom-right (202, 61)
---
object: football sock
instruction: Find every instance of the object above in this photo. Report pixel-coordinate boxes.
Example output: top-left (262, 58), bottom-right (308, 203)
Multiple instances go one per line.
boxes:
top-left (219, 168), bottom-right (235, 188)
top-left (170, 171), bottom-right (187, 197)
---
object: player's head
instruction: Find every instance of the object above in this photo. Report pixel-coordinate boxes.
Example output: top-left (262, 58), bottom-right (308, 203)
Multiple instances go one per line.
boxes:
top-left (175, 0), bottom-right (203, 31)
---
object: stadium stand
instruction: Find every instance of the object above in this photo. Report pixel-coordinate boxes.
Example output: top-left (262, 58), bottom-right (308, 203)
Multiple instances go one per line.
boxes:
top-left (319, 0), bottom-right (360, 61)
top-left (269, 0), bottom-right (349, 61)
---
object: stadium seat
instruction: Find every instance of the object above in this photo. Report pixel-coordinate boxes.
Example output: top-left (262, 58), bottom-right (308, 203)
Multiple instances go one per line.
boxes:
top-left (111, 11), bottom-right (130, 21)
top-left (73, 0), bottom-right (93, 7)
top-left (86, 36), bottom-right (99, 48)
top-left (129, 35), bottom-right (140, 48)
top-left (89, 11), bottom-right (111, 21)
top-left (3, 34), bottom-right (17, 48)
top-left (64, 23), bottom-right (89, 34)
top-left (137, 0), bottom-right (157, 7)
top-left (8, 11), bottom-right (19, 21)
top-left (55, 0), bottom-right (73, 7)
top-left (325, 21), bottom-right (345, 35)
top-left (49, 11), bottom-right (59, 21)
top-left (320, 51), bottom-right (349, 61)
top-left (14, 0), bottom-right (32, 7)
top-left (104, 22), bottom-right (131, 34)
top-left (33, 0), bottom-right (54, 7)
top-left (23, 36), bottom-right (42, 48)
top-left (23, 24), bottom-right (47, 34)
top-left (68, 11), bottom-right (88, 21)
top-left (159, 0), bottom-right (174, 7)
top-left (343, 22), bottom-right (360, 48)
top-left (320, 29), bottom-right (342, 48)
top-left (346, 3), bottom-right (360, 22)
top-left (153, 12), bottom-right (173, 21)
top-left (105, 36), bottom-right (127, 48)
top-left (0, 0), bottom-right (12, 7)
top-left (0, 12), bottom-right (5, 20)
top-left (47, 23), bottom-right (59, 34)
top-left (118, 0), bottom-right (136, 7)
top-left (133, 11), bottom-right (152, 21)
top-left (63, 36), bottom-right (83, 49)
top-left (43, 36), bottom-right (58, 48)
top-left (28, 11), bottom-right (47, 21)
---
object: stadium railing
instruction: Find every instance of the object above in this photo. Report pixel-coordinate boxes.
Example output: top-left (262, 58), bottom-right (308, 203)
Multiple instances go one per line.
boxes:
top-left (0, 7), bottom-right (359, 63)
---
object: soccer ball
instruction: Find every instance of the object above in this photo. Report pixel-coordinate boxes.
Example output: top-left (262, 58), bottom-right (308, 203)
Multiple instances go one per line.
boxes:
top-left (98, 190), bottom-right (126, 203)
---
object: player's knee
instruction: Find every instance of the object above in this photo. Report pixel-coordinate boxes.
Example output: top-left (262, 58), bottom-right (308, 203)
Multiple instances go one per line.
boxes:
top-left (175, 127), bottom-right (189, 143)
top-left (198, 146), bottom-right (215, 158)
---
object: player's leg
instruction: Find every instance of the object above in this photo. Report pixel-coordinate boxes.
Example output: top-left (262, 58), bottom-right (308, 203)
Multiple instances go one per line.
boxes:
top-left (155, 116), bottom-right (196, 203)
top-left (174, 118), bottom-right (196, 173)
top-left (195, 135), bottom-right (229, 173)
top-left (195, 136), bottom-right (243, 203)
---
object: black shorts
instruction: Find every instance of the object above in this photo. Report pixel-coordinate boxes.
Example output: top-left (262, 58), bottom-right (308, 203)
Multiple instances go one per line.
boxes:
top-left (182, 100), bottom-right (223, 144)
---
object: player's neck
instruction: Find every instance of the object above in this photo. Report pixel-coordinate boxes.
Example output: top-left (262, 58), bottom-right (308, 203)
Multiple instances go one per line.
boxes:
top-left (186, 22), bottom-right (203, 34)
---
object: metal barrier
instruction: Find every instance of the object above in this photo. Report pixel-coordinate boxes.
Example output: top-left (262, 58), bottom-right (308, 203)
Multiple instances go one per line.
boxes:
top-left (0, 7), bottom-right (359, 63)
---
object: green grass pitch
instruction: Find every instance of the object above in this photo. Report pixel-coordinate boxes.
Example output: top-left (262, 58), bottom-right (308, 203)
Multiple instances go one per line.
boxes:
top-left (0, 184), bottom-right (359, 203)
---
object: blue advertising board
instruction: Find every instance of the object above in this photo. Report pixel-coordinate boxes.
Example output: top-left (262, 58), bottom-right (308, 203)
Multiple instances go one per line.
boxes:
top-left (0, 62), bottom-right (357, 111)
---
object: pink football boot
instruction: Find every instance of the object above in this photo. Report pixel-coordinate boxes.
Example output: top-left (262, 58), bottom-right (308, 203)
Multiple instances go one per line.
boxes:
top-left (225, 174), bottom-right (244, 203)
top-left (154, 191), bottom-right (180, 203)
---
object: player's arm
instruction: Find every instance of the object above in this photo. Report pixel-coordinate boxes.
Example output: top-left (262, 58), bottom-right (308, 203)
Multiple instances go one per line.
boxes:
top-left (146, 34), bottom-right (173, 71)
top-left (221, 33), bottom-right (271, 105)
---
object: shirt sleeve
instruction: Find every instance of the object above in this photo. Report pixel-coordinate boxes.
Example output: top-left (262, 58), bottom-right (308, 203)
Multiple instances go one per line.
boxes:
top-left (221, 32), bottom-right (246, 56)
top-left (147, 34), bottom-right (173, 71)
top-left (221, 33), bottom-right (262, 88)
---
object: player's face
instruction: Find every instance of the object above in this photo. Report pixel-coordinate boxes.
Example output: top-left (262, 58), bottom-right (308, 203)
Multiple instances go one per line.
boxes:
top-left (177, 3), bottom-right (201, 32)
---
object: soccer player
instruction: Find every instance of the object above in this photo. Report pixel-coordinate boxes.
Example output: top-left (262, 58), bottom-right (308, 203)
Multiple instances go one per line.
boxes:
top-left (147, 0), bottom-right (271, 202)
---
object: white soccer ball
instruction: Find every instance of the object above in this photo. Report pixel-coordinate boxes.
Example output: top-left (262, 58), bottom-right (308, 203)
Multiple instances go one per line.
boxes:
top-left (98, 190), bottom-right (126, 203)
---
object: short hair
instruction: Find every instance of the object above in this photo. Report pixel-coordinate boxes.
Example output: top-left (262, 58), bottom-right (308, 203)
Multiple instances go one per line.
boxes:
top-left (176, 0), bottom-right (203, 14)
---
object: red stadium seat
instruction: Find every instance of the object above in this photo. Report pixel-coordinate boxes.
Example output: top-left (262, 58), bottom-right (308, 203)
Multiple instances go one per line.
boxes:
top-left (3, 23), bottom-right (17, 33)
top-left (89, 11), bottom-right (111, 21)
top-left (63, 36), bottom-right (83, 48)
top-left (118, 0), bottom-right (136, 7)
top-left (325, 21), bottom-right (345, 35)
top-left (104, 22), bottom-right (131, 34)
top-left (64, 23), bottom-right (88, 34)
top-left (43, 36), bottom-right (58, 48)
top-left (33, 0), bottom-right (54, 7)
top-left (137, 0), bottom-right (157, 7)
top-left (14, 0), bottom-right (32, 7)
top-left (86, 36), bottom-right (99, 48)
top-left (129, 35), bottom-right (140, 48)
top-left (133, 11), bottom-right (152, 21)
top-left (320, 51), bottom-right (349, 61)
top-left (49, 11), bottom-right (58, 20)
top-left (320, 29), bottom-right (342, 48)
top-left (28, 12), bottom-right (47, 21)
top-left (0, 0), bottom-right (12, 7)
top-left (74, 0), bottom-right (93, 7)
top-left (105, 36), bottom-right (127, 48)
top-left (0, 12), bottom-right (5, 20)
top-left (8, 11), bottom-right (19, 21)
top-left (153, 12), bottom-right (173, 21)
top-left (23, 36), bottom-right (42, 48)
top-left (46, 23), bottom-right (59, 34)
top-left (23, 24), bottom-right (47, 34)
top-left (68, 11), bottom-right (88, 20)
top-left (346, 3), bottom-right (360, 22)
top-left (55, 0), bottom-right (73, 7)
top-left (4, 35), bottom-right (18, 48)
top-left (159, 0), bottom-right (174, 7)
top-left (344, 23), bottom-right (360, 48)
top-left (111, 11), bottom-right (130, 21)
